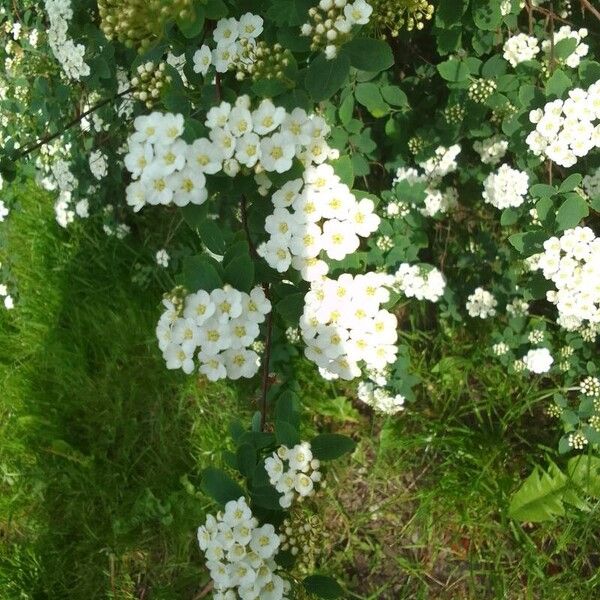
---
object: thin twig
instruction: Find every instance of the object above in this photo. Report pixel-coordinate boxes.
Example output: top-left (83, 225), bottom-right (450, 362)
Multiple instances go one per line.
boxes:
top-left (259, 285), bottom-right (273, 432)
top-left (17, 88), bottom-right (134, 159)
top-left (526, 0), bottom-right (534, 34)
top-left (240, 195), bottom-right (258, 258)
top-left (192, 581), bottom-right (214, 600)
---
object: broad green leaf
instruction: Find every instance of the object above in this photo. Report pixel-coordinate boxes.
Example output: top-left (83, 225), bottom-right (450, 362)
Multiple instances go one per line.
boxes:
top-left (435, 0), bottom-right (469, 27)
top-left (274, 391), bottom-right (301, 428)
top-left (553, 37), bottom-right (577, 60)
top-left (197, 219), bottom-right (228, 255)
top-left (556, 194), bottom-right (589, 231)
top-left (545, 69), bottom-right (571, 98)
top-left (338, 94), bottom-right (354, 126)
top-left (181, 255), bottom-right (222, 292)
top-left (276, 292), bottom-right (305, 324)
top-left (437, 58), bottom-right (469, 82)
top-left (275, 420), bottom-right (300, 447)
top-left (381, 85), bottom-right (408, 107)
top-left (558, 173), bottom-right (583, 193)
top-left (355, 83), bottom-right (389, 117)
top-left (311, 433), bottom-right (356, 460)
top-left (342, 38), bottom-right (394, 72)
top-left (305, 53), bottom-right (350, 102)
top-left (178, 5), bottom-right (205, 38)
top-left (472, 0), bottom-right (502, 31)
top-left (200, 467), bottom-right (245, 506)
top-left (331, 155), bottom-right (354, 187)
top-left (224, 254), bottom-right (255, 293)
top-left (303, 575), bottom-right (344, 599)
top-left (236, 443), bottom-right (257, 478)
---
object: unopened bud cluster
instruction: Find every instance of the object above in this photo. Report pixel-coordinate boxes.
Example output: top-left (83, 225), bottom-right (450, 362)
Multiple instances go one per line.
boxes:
top-left (98, 0), bottom-right (193, 51)
top-left (467, 78), bottom-right (497, 104)
top-left (131, 62), bottom-right (172, 109)
top-left (370, 0), bottom-right (434, 37)
top-left (408, 135), bottom-right (425, 155)
top-left (279, 512), bottom-right (323, 574)
top-left (235, 39), bottom-right (293, 83)
top-left (301, 0), bottom-right (373, 60)
top-left (443, 103), bottom-right (465, 125)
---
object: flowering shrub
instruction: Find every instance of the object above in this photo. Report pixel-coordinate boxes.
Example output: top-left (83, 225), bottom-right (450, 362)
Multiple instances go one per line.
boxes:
top-left (1, 0), bottom-right (600, 594)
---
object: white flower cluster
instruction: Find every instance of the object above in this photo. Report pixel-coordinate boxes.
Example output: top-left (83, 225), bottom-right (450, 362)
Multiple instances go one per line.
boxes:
top-left (393, 145), bottom-right (461, 217)
top-left (0, 281), bottom-right (14, 310)
top-left (526, 82), bottom-right (600, 168)
top-left (0, 200), bottom-right (8, 223)
top-left (466, 287), bottom-right (498, 319)
top-left (258, 164), bottom-right (380, 281)
top-left (482, 164), bottom-right (529, 210)
top-left (89, 150), bottom-right (108, 181)
top-left (44, 0), bottom-right (90, 80)
top-left (125, 99), bottom-right (335, 212)
top-left (265, 442), bottom-right (322, 508)
top-left (192, 13), bottom-right (264, 75)
top-left (301, 273), bottom-right (398, 380)
top-left (393, 263), bottom-right (446, 303)
top-left (156, 285), bottom-right (271, 380)
top-left (583, 166), bottom-right (600, 199)
top-left (532, 227), bottom-right (600, 331)
top-left (155, 249), bottom-right (170, 268)
top-left (503, 33), bottom-right (539, 67)
top-left (357, 380), bottom-right (405, 415)
top-left (473, 135), bottom-right (509, 166)
top-left (541, 26), bottom-right (589, 69)
top-left (197, 497), bottom-right (290, 600)
top-left (522, 347), bottom-right (554, 374)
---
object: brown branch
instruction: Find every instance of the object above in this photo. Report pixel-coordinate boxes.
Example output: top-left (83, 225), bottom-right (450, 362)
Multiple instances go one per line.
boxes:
top-left (580, 0), bottom-right (600, 22)
top-left (192, 581), bottom-right (214, 600)
top-left (17, 87), bottom-right (134, 159)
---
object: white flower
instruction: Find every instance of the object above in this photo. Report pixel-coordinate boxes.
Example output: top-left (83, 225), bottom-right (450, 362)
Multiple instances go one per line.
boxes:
top-left (0, 200), bottom-right (9, 221)
top-left (259, 133), bottom-right (296, 173)
top-left (198, 351), bottom-right (227, 381)
top-left (344, 0), bottom-right (373, 25)
top-left (522, 348), bottom-right (554, 374)
top-left (4, 295), bottom-right (14, 310)
top-left (238, 13), bottom-right (264, 39)
top-left (170, 167), bottom-right (208, 206)
top-left (164, 343), bottom-right (195, 374)
top-left (213, 17), bottom-right (240, 47)
top-left (155, 249), bottom-right (170, 268)
top-left (257, 239), bottom-right (292, 272)
top-left (89, 150), bottom-right (108, 180)
top-left (183, 290), bottom-right (216, 325)
top-left (193, 45), bottom-right (212, 75)
top-left (482, 164), bottom-right (529, 209)
top-left (235, 132), bottom-right (262, 168)
top-left (503, 33), bottom-right (539, 67)
top-left (186, 138), bottom-right (223, 174)
top-left (321, 219), bottom-right (359, 261)
top-left (252, 100), bottom-right (286, 135)
top-left (466, 287), bottom-right (497, 319)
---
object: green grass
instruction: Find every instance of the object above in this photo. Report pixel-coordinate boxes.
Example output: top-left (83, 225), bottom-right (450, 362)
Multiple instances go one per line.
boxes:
top-left (1, 186), bottom-right (599, 599)
top-left (0, 186), bottom-right (241, 599)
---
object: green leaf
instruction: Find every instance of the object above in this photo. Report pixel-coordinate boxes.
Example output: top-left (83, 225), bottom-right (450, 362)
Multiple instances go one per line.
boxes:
top-left (338, 94), bottom-right (354, 126)
top-left (181, 255), bottom-right (222, 292)
top-left (204, 0), bottom-right (228, 19)
top-left (530, 183), bottom-right (557, 199)
top-left (276, 292), bottom-right (305, 324)
top-left (342, 38), bottom-right (394, 72)
top-left (559, 173), bottom-right (583, 193)
top-left (200, 467), bottom-right (245, 506)
top-left (224, 254), bottom-right (255, 293)
top-left (275, 391), bottom-right (301, 428)
top-left (500, 208), bottom-right (519, 226)
top-left (435, 0), bottom-right (468, 27)
top-left (331, 155), bottom-right (354, 187)
top-left (178, 5), bottom-right (205, 38)
top-left (354, 83), bottom-right (389, 117)
top-left (311, 433), bottom-right (356, 460)
top-left (556, 194), bottom-right (589, 231)
top-left (472, 0), bottom-right (502, 31)
top-left (236, 443), bottom-right (257, 478)
top-left (275, 420), bottom-right (300, 447)
top-left (553, 37), bottom-right (577, 60)
top-left (303, 575), bottom-right (344, 598)
top-left (197, 220), bottom-right (227, 255)
top-left (509, 463), bottom-right (569, 522)
top-left (251, 78), bottom-right (288, 98)
top-left (305, 53), bottom-right (350, 102)
top-left (579, 60), bottom-right (600, 87)
top-left (381, 85), bottom-right (408, 107)
top-left (437, 58), bottom-right (470, 82)
top-left (545, 69), bottom-right (571, 98)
